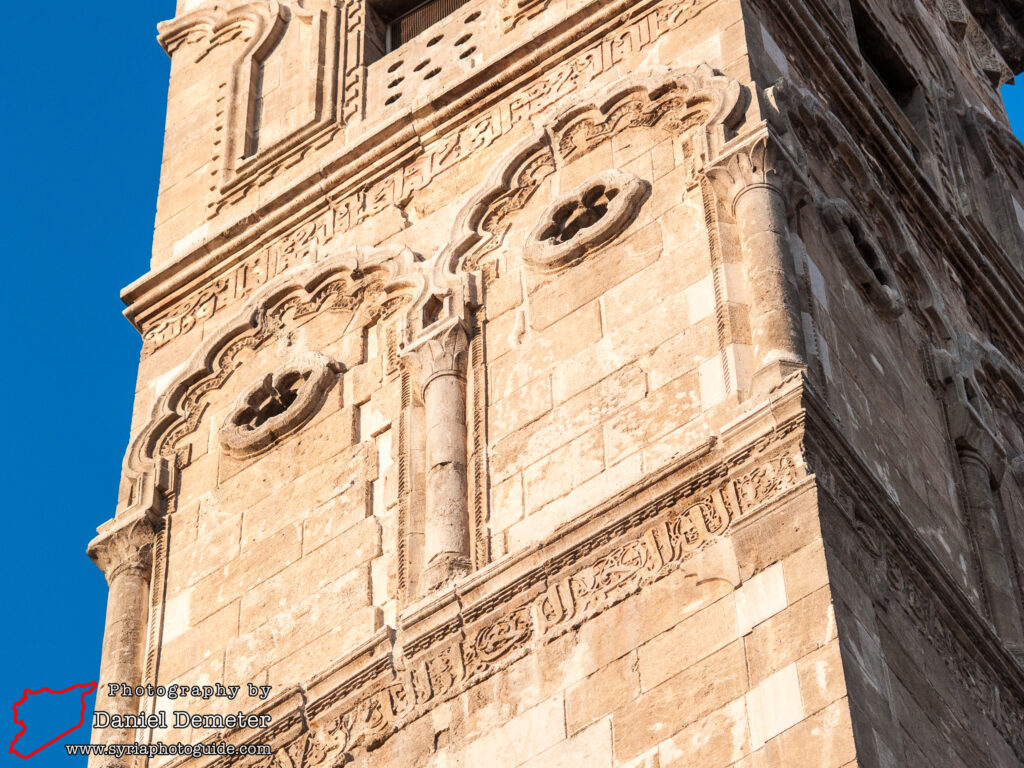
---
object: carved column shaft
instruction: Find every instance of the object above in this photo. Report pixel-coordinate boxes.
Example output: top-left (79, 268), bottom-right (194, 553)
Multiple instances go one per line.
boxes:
top-left (707, 137), bottom-right (805, 391)
top-left (733, 183), bottom-right (805, 372)
top-left (96, 567), bottom-right (151, 719)
top-left (424, 372), bottom-right (471, 570)
top-left (87, 512), bottom-right (155, 766)
top-left (958, 447), bottom-right (1024, 650)
top-left (404, 321), bottom-right (472, 590)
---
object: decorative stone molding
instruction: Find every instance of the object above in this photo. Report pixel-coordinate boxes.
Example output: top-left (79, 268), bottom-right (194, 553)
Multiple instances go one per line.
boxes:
top-left (964, 14), bottom-right (1014, 87)
top-left (705, 135), bottom-right (791, 218)
top-left (402, 320), bottom-right (470, 394)
top-left (705, 133), bottom-right (806, 387)
top-left (87, 510), bottom-right (159, 765)
top-left (501, 0), bottom-right (552, 29)
top-left (932, 331), bottom-right (1024, 475)
top-left (523, 170), bottom-right (649, 273)
top-left (143, 0), bottom-right (721, 229)
top-left (817, 197), bottom-right (906, 316)
top-left (219, 352), bottom-right (341, 457)
top-left (157, 1), bottom-right (285, 62)
top-left (806, 388), bottom-right (1024, 764)
top-left (128, 31), bottom-right (741, 334)
top-left (760, 7), bottom-right (1024, 367)
top-left (158, 1), bottom-right (289, 211)
top-left (441, 64), bottom-right (745, 276)
top-left (931, 334), bottom-right (1024, 651)
top-left (158, 1), bottom-right (348, 218)
top-left (124, 246), bottom-right (421, 484)
top-left (156, 406), bottom-right (809, 768)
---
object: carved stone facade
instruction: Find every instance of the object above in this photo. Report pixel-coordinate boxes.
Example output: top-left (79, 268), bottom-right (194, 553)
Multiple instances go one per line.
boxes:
top-left (92, 0), bottom-right (1024, 766)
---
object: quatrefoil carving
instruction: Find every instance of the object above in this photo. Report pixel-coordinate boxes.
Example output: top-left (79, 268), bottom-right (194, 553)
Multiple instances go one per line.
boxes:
top-left (524, 169), bottom-right (648, 272)
top-left (219, 352), bottom-right (341, 457)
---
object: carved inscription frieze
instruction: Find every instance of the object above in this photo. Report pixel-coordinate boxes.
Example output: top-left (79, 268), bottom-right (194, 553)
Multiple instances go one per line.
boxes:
top-left (502, 0), bottom-right (552, 30)
top-left (733, 453), bottom-right (802, 511)
top-left (142, 210), bottom-right (336, 354)
top-left (297, 449), bottom-right (800, 761)
top-left (330, 0), bottom-right (707, 230)
top-left (141, 0), bottom-right (712, 355)
top-left (165, 423), bottom-right (806, 768)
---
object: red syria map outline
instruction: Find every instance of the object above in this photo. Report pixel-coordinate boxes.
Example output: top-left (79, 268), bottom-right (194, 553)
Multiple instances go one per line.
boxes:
top-left (9, 681), bottom-right (97, 758)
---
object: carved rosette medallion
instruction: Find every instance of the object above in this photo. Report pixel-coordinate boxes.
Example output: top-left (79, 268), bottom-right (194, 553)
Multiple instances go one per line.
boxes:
top-left (524, 169), bottom-right (649, 272)
top-left (219, 352), bottom-right (341, 457)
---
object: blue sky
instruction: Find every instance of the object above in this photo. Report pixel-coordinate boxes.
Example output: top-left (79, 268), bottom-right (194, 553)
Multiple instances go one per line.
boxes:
top-left (1, 2), bottom-right (174, 764)
top-left (1, 3), bottom-right (1023, 765)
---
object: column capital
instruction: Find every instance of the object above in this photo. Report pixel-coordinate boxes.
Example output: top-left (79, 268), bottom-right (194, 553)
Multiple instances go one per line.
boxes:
top-left (1012, 455), bottom-right (1024, 485)
top-left (935, 346), bottom-right (1007, 486)
top-left (949, 399), bottom-right (1006, 488)
top-left (87, 510), bottom-right (157, 584)
top-left (704, 133), bottom-right (796, 218)
top-left (400, 319), bottom-right (470, 396)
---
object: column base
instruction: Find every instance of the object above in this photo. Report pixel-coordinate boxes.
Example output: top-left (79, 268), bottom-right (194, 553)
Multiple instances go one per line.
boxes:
top-left (424, 552), bottom-right (472, 592)
top-left (750, 358), bottom-right (806, 397)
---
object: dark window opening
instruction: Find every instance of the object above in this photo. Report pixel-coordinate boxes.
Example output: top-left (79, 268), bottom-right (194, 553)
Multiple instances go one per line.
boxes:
top-left (849, 0), bottom-right (926, 137)
top-left (422, 295), bottom-right (444, 327)
top-left (848, 222), bottom-right (892, 290)
top-left (368, 0), bottom-right (472, 59)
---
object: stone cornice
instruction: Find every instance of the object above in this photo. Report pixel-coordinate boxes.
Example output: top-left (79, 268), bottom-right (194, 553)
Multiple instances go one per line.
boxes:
top-left (122, 0), bottom-right (718, 329)
top-left (964, 0), bottom-right (1024, 71)
top-left (759, 0), bottom-right (1024, 365)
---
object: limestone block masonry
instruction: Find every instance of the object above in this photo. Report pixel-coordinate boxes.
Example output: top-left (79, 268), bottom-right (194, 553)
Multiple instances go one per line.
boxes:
top-left (90, 0), bottom-right (1024, 766)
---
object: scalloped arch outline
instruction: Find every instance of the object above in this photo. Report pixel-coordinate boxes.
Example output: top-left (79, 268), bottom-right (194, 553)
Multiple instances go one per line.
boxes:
top-left (122, 244), bottom-right (431, 489)
top-left (432, 64), bottom-right (746, 284)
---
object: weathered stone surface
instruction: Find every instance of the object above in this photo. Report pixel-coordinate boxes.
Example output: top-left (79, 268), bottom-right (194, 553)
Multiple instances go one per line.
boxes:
top-left (92, 1), bottom-right (1024, 766)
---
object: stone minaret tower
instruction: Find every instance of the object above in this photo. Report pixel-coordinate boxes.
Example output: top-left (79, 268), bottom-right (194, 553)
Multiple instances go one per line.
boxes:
top-left (88, 0), bottom-right (1024, 766)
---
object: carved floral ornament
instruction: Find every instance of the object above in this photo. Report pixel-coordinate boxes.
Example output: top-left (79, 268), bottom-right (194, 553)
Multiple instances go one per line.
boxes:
top-left (219, 352), bottom-right (341, 457)
top-left (87, 510), bottom-right (157, 583)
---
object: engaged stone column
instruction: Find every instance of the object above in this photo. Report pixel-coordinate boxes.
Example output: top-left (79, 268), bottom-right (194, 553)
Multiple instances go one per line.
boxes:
top-left (958, 445), bottom-right (1024, 652)
top-left (707, 135), bottom-right (805, 390)
top-left (403, 320), bottom-right (472, 590)
top-left (87, 511), bottom-right (155, 766)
